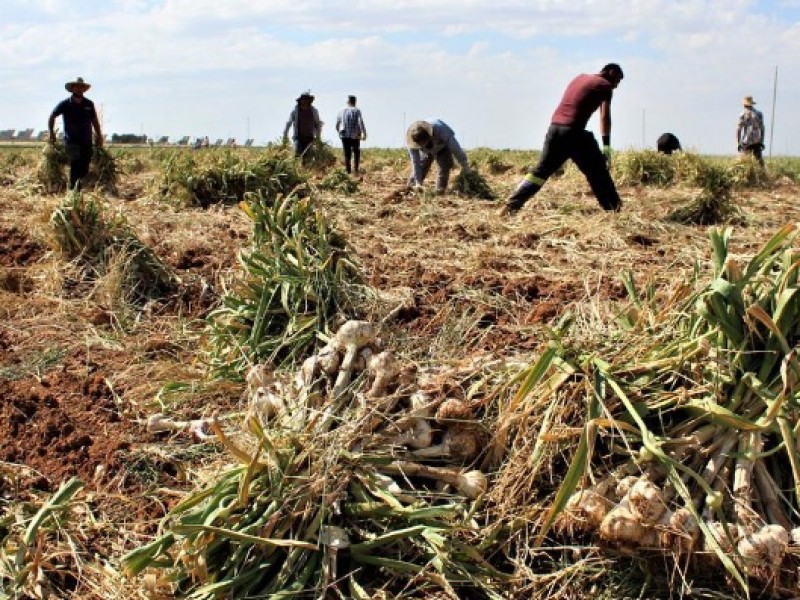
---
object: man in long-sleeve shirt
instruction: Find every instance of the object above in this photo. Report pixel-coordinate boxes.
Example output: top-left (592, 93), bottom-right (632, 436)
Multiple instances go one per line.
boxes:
top-left (283, 90), bottom-right (322, 158)
top-left (405, 119), bottom-right (471, 194)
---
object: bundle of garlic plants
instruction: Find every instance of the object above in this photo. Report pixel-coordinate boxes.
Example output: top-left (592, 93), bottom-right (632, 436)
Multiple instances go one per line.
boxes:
top-left (123, 319), bottom-right (506, 599)
top-left (205, 190), bottom-right (365, 379)
top-left (493, 223), bottom-right (800, 594)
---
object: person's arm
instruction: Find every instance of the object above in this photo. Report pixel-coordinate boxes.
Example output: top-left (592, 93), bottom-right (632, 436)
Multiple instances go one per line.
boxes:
top-left (409, 148), bottom-right (423, 186)
top-left (91, 112), bottom-right (103, 147)
top-left (313, 107), bottom-right (323, 140)
top-left (48, 102), bottom-right (62, 144)
top-left (47, 113), bottom-right (57, 143)
top-left (358, 111), bottom-right (366, 140)
top-left (736, 115), bottom-right (744, 150)
top-left (599, 99), bottom-right (612, 162)
top-left (283, 108), bottom-right (295, 140)
top-left (335, 110), bottom-right (343, 135)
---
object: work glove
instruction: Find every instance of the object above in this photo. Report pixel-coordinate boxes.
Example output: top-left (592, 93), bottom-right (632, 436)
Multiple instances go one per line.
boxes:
top-left (361, 132), bottom-right (367, 141)
top-left (602, 145), bottom-right (612, 167)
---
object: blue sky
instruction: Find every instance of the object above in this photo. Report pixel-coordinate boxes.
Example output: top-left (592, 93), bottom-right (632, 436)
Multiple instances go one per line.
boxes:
top-left (2, 0), bottom-right (799, 154)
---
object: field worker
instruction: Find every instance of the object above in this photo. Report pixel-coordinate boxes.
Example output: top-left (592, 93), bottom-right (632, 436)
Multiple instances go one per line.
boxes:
top-left (335, 95), bottom-right (367, 175)
top-left (657, 132), bottom-right (682, 155)
top-left (736, 95), bottom-right (765, 166)
top-left (283, 90), bottom-right (323, 158)
top-left (48, 76), bottom-right (104, 191)
top-left (406, 119), bottom-right (471, 194)
top-left (499, 63), bottom-right (624, 216)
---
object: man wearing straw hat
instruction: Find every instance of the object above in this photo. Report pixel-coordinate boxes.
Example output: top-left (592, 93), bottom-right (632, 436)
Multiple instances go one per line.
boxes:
top-left (736, 95), bottom-right (765, 166)
top-left (282, 90), bottom-right (323, 159)
top-left (48, 77), bottom-right (104, 191)
top-left (405, 119), bottom-right (471, 194)
top-left (499, 63), bottom-right (624, 216)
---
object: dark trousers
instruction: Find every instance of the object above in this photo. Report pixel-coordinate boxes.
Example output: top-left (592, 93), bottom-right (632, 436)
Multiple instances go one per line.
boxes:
top-left (341, 138), bottom-right (361, 173)
top-left (66, 143), bottom-right (93, 190)
top-left (742, 143), bottom-right (764, 166)
top-left (508, 125), bottom-right (621, 211)
top-left (294, 137), bottom-right (314, 157)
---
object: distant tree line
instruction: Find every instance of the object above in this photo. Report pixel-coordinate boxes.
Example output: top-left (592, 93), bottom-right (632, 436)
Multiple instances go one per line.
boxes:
top-left (110, 133), bottom-right (148, 144)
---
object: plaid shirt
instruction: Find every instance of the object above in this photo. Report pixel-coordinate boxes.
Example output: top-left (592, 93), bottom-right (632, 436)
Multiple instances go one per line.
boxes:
top-left (336, 106), bottom-right (366, 139)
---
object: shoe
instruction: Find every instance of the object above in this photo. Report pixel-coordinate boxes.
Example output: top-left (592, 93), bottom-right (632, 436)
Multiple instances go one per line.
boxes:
top-left (498, 203), bottom-right (519, 217)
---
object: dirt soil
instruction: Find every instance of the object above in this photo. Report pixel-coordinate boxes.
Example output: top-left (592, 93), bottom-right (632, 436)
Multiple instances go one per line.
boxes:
top-left (0, 148), bottom-right (798, 598)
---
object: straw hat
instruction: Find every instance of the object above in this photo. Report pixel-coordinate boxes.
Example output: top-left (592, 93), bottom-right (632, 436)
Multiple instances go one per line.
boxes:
top-left (65, 77), bottom-right (91, 93)
top-left (743, 95), bottom-right (756, 107)
top-left (406, 121), bottom-right (433, 149)
top-left (296, 90), bottom-right (315, 103)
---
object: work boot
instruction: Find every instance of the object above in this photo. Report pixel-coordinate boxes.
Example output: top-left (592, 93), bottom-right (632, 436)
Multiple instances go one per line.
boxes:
top-left (497, 203), bottom-right (520, 217)
top-left (500, 175), bottom-right (542, 216)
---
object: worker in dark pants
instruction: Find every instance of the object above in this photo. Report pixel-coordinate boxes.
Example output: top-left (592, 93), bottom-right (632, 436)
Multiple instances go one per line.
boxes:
top-left (499, 63), bottom-right (624, 215)
top-left (48, 76), bottom-right (104, 191)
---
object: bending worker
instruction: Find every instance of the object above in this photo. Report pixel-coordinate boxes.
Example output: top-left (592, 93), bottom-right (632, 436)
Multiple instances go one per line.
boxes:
top-left (406, 119), bottom-right (471, 195)
top-left (499, 63), bottom-right (624, 215)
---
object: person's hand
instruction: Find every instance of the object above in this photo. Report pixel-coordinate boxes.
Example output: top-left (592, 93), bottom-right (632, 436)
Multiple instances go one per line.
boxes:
top-left (48, 133), bottom-right (56, 145)
top-left (602, 145), bottom-right (612, 167)
top-left (737, 144), bottom-right (743, 152)
top-left (361, 132), bottom-right (367, 141)
top-left (95, 136), bottom-right (104, 148)
top-left (282, 135), bottom-right (289, 146)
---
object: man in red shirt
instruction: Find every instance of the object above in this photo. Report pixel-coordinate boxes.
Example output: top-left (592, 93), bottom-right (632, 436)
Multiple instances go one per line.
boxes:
top-left (499, 63), bottom-right (624, 215)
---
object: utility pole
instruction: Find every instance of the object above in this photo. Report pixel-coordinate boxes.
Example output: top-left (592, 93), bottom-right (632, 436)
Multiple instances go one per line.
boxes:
top-left (769, 66), bottom-right (778, 158)
top-left (642, 109), bottom-right (646, 148)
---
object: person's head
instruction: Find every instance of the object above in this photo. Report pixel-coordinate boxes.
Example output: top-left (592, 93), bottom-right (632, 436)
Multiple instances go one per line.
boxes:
top-left (743, 95), bottom-right (756, 108)
top-left (600, 63), bottom-right (624, 88)
top-left (65, 76), bottom-right (91, 97)
top-left (406, 121), bottom-right (434, 150)
top-left (347, 95), bottom-right (357, 106)
top-left (297, 90), bottom-right (315, 107)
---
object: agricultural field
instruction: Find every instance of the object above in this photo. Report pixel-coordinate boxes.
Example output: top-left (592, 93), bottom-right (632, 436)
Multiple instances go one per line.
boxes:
top-left (1, 142), bottom-right (800, 599)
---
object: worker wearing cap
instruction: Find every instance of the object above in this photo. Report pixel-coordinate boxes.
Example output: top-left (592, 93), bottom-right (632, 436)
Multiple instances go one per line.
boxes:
top-left (405, 119), bottom-right (471, 194)
top-left (48, 76), bottom-right (104, 191)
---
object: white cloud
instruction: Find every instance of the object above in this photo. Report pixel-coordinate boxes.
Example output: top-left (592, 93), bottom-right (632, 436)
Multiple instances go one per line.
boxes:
top-left (1, 1), bottom-right (798, 154)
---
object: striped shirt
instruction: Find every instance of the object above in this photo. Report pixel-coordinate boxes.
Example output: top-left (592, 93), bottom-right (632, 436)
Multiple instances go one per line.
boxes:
top-left (336, 106), bottom-right (366, 139)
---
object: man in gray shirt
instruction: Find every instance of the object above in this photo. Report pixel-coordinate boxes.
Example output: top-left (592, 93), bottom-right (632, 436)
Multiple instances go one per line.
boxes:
top-left (405, 119), bottom-right (471, 194)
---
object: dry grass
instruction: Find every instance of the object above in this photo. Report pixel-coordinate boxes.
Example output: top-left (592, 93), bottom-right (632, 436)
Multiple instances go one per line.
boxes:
top-left (0, 145), bottom-right (799, 598)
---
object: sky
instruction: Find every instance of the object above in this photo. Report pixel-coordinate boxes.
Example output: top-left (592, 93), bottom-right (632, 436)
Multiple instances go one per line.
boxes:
top-left (2, 0), bottom-right (800, 155)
